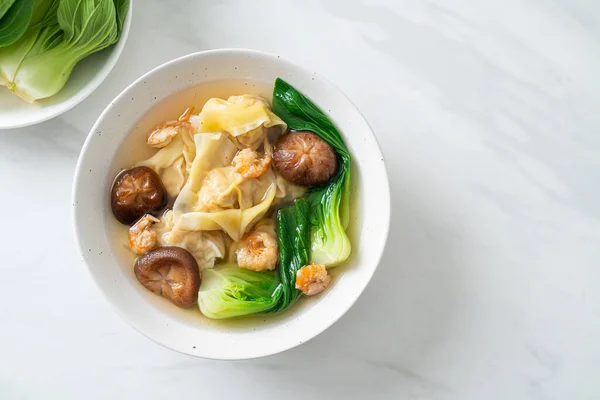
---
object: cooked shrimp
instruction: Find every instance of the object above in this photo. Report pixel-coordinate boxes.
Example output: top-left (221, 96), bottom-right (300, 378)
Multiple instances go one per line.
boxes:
top-left (233, 148), bottom-right (272, 179)
top-left (128, 214), bottom-right (161, 255)
top-left (236, 230), bottom-right (278, 271)
top-left (147, 107), bottom-right (195, 148)
top-left (147, 126), bottom-right (180, 148)
top-left (295, 264), bottom-right (331, 296)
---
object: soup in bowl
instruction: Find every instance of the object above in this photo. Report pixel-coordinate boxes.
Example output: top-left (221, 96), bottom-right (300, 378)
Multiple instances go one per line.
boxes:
top-left (73, 49), bottom-right (390, 359)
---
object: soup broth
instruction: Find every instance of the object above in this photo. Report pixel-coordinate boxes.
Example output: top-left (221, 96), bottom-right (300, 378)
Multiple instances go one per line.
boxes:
top-left (106, 79), bottom-right (360, 330)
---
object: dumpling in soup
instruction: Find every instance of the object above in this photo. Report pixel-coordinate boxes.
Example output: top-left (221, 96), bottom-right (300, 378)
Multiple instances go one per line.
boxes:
top-left (137, 126), bottom-right (196, 198)
top-left (195, 95), bottom-right (286, 149)
top-left (171, 133), bottom-right (277, 240)
top-left (155, 210), bottom-right (225, 270)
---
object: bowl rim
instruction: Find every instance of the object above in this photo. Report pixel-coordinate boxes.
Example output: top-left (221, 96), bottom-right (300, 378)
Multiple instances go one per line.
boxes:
top-left (73, 48), bottom-right (391, 360)
top-left (0, 0), bottom-right (133, 130)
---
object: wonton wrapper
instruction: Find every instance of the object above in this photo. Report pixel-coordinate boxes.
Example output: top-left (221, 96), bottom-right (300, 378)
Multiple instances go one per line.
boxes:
top-left (156, 210), bottom-right (225, 270)
top-left (172, 132), bottom-right (277, 241)
top-left (172, 132), bottom-right (238, 218)
top-left (196, 95), bottom-right (287, 149)
top-left (149, 96), bottom-right (285, 246)
top-left (274, 173), bottom-right (306, 205)
top-left (175, 181), bottom-right (276, 241)
top-left (136, 126), bottom-right (196, 198)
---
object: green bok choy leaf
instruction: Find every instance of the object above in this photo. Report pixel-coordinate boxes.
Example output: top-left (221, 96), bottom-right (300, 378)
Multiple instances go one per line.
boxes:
top-left (273, 78), bottom-right (352, 267)
top-left (272, 197), bottom-right (310, 311)
top-left (0, 0), bottom-right (129, 101)
top-left (0, 0), bottom-right (55, 86)
top-left (0, 0), bottom-right (18, 20)
top-left (0, 0), bottom-right (35, 47)
top-left (198, 266), bottom-right (283, 320)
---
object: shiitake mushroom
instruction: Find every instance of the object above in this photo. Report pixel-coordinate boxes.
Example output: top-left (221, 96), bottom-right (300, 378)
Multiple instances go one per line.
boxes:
top-left (110, 166), bottom-right (166, 225)
top-left (273, 131), bottom-right (338, 187)
top-left (134, 247), bottom-right (200, 308)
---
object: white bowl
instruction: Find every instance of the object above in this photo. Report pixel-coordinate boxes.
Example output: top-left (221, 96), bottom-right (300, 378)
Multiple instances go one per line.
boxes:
top-left (73, 49), bottom-right (390, 360)
top-left (0, 2), bottom-right (132, 130)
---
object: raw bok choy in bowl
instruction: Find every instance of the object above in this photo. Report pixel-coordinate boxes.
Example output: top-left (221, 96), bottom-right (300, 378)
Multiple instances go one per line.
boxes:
top-left (74, 49), bottom-right (390, 359)
top-left (0, 0), bottom-right (131, 129)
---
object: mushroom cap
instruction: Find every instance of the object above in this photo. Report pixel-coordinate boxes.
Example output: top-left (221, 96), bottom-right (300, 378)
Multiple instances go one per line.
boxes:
top-left (111, 166), bottom-right (167, 225)
top-left (273, 131), bottom-right (338, 187)
top-left (134, 247), bottom-right (200, 308)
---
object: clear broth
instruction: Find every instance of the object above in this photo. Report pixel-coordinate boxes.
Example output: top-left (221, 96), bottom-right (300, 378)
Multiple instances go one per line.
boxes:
top-left (107, 79), bottom-right (361, 330)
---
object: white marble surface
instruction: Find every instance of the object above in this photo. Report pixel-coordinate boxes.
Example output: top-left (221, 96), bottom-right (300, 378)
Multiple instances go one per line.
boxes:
top-left (1, 0), bottom-right (600, 398)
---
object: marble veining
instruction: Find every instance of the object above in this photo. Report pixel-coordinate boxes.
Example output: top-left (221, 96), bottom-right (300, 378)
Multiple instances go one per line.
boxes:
top-left (1, 0), bottom-right (599, 399)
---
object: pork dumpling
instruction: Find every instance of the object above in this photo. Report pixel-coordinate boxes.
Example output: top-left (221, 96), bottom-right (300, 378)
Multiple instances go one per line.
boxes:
top-left (274, 173), bottom-right (306, 205)
top-left (195, 94), bottom-right (286, 149)
top-left (170, 132), bottom-right (278, 241)
top-left (156, 210), bottom-right (226, 271)
top-left (171, 132), bottom-right (239, 218)
top-left (136, 127), bottom-right (196, 198)
top-left (196, 165), bottom-right (271, 212)
top-left (198, 167), bottom-right (241, 211)
top-left (174, 169), bottom-right (277, 241)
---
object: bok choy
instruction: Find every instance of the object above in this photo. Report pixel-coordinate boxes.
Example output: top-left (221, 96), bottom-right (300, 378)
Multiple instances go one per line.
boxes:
top-left (0, 0), bottom-right (57, 87)
top-left (0, 0), bottom-right (36, 48)
top-left (272, 197), bottom-right (310, 311)
top-left (0, 0), bottom-right (129, 102)
top-left (273, 78), bottom-right (352, 267)
top-left (198, 266), bottom-right (283, 320)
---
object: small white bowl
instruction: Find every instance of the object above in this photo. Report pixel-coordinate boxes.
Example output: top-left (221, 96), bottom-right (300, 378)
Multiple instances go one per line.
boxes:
top-left (73, 49), bottom-right (390, 360)
top-left (0, 2), bottom-right (133, 130)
